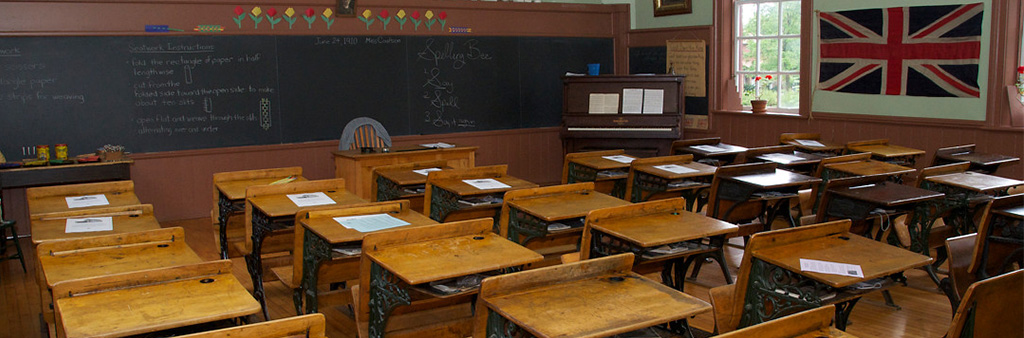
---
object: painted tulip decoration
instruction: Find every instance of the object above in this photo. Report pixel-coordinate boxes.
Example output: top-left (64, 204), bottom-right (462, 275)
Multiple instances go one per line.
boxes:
top-left (232, 6), bottom-right (246, 29)
top-left (395, 10), bottom-right (408, 30)
top-left (283, 8), bottom-right (298, 29)
top-left (438, 11), bottom-right (447, 32)
top-left (303, 8), bottom-right (317, 29)
top-left (425, 10), bottom-right (436, 30)
top-left (266, 8), bottom-right (281, 30)
top-left (322, 8), bottom-right (335, 29)
top-left (410, 10), bottom-right (422, 31)
top-left (359, 9), bottom-right (376, 30)
top-left (378, 9), bottom-right (392, 30)
top-left (249, 7), bottom-right (264, 29)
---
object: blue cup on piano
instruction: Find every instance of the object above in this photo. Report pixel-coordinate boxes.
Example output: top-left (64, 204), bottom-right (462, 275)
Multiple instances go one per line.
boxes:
top-left (587, 63), bottom-right (600, 76)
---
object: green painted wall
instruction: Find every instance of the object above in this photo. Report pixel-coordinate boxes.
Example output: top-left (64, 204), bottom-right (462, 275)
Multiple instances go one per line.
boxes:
top-left (541, 0), bottom-right (712, 30)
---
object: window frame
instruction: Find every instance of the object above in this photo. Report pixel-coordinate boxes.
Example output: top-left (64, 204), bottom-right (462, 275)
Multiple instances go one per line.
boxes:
top-left (734, 0), bottom-right (801, 113)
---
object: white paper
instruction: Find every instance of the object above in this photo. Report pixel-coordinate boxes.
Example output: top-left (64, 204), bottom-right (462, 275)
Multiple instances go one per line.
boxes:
top-left (413, 168), bottom-right (443, 176)
top-left (621, 88), bottom-right (644, 114)
top-left (333, 213), bottom-right (411, 233)
top-left (795, 139), bottom-right (826, 147)
top-left (588, 94), bottom-right (619, 114)
top-left (761, 153), bottom-right (805, 164)
top-left (601, 155), bottom-right (636, 164)
top-left (462, 178), bottom-right (511, 190)
top-left (420, 142), bottom-right (455, 148)
top-left (642, 89), bottom-right (664, 114)
top-left (691, 145), bottom-right (726, 153)
top-left (65, 217), bottom-right (113, 233)
top-left (287, 192), bottom-right (336, 207)
top-left (65, 194), bottom-right (110, 208)
top-left (653, 164), bottom-right (698, 174)
top-left (800, 258), bottom-right (864, 278)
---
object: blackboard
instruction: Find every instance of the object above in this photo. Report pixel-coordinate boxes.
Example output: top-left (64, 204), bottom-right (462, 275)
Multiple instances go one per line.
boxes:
top-left (628, 46), bottom-right (708, 118)
top-left (0, 35), bottom-right (612, 157)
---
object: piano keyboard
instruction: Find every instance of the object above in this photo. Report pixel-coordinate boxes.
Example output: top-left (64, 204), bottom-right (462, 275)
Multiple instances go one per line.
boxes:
top-left (566, 127), bottom-right (674, 132)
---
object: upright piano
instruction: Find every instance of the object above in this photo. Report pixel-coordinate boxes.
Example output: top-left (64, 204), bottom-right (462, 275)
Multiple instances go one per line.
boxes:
top-left (561, 75), bottom-right (685, 157)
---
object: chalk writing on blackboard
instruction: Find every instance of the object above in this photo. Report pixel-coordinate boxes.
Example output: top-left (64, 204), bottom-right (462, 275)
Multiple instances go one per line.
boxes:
top-left (416, 38), bottom-right (488, 128)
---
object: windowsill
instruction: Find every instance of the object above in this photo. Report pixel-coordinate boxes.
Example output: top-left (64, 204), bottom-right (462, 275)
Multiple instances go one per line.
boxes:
top-left (714, 109), bottom-right (803, 117)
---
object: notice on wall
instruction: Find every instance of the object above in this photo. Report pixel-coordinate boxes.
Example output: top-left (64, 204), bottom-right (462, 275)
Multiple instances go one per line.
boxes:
top-left (666, 40), bottom-right (706, 98)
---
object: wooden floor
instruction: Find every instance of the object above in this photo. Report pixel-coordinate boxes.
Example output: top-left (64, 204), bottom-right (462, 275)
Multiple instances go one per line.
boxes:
top-left (0, 216), bottom-right (956, 338)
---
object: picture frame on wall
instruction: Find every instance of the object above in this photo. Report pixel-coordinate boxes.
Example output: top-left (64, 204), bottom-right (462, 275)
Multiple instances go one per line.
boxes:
top-left (653, 0), bottom-right (692, 17)
top-left (337, 0), bottom-right (356, 16)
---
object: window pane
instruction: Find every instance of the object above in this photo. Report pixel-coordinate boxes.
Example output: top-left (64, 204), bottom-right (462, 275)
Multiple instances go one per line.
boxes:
top-left (782, 1), bottom-right (801, 35)
top-left (780, 74), bottom-right (800, 108)
top-left (739, 4), bottom-right (758, 37)
top-left (759, 39), bottom-right (779, 72)
top-left (740, 74), bottom-right (758, 106)
top-left (781, 38), bottom-right (800, 72)
top-left (759, 3), bottom-right (779, 36)
top-left (740, 39), bottom-right (757, 72)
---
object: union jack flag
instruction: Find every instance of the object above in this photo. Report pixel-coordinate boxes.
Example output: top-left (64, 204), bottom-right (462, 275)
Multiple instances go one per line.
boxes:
top-left (817, 3), bottom-right (983, 98)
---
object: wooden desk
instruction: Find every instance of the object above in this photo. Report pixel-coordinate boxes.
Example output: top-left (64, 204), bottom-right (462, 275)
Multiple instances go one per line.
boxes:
top-left (716, 166), bottom-right (821, 228)
top-left (674, 141), bottom-right (748, 166)
top-left (245, 179), bottom-right (366, 320)
top-left (754, 150), bottom-right (823, 174)
top-left (332, 145), bottom-right (477, 200)
top-left (26, 180), bottom-right (140, 219)
top-left (846, 139), bottom-right (925, 166)
top-left (921, 172), bottom-right (1024, 242)
top-left (425, 167), bottom-right (537, 228)
top-left (626, 155), bottom-right (717, 209)
top-left (297, 201), bottom-right (437, 315)
top-left (564, 150), bottom-right (635, 199)
top-left (742, 225), bottom-right (931, 330)
top-left (213, 169), bottom-right (305, 259)
top-left (371, 160), bottom-right (449, 213)
top-left (30, 204), bottom-right (160, 245)
top-left (473, 253), bottom-right (712, 338)
top-left (582, 198), bottom-right (738, 287)
top-left (1, 160), bottom-right (132, 233)
top-left (54, 260), bottom-right (260, 338)
top-left (822, 159), bottom-right (915, 183)
top-left (782, 139), bottom-right (846, 156)
top-left (715, 305), bottom-right (857, 338)
top-left (363, 218), bottom-right (543, 338)
top-left (934, 144), bottom-right (1019, 174)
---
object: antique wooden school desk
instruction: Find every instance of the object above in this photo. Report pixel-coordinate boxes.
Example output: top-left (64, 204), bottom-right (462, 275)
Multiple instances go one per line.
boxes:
top-left (332, 145), bottom-right (477, 200)
top-left (53, 260), bottom-right (260, 338)
top-left (370, 159), bottom-right (450, 213)
top-left (212, 167), bottom-right (304, 259)
top-left (845, 139), bottom-right (925, 167)
top-left (933, 144), bottom-right (1020, 174)
top-left (424, 165), bottom-right (537, 229)
top-left (473, 253), bottom-right (712, 338)
top-left (713, 163), bottom-right (821, 228)
top-left (361, 218), bottom-right (543, 338)
top-left (780, 132), bottom-right (846, 156)
top-left (26, 180), bottom-right (139, 218)
top-left (245, 178), bottom-right (366, 320)
top-left (671, 137), bottom-right (748, 166)
top-left (562, 149), bottom-right (635, 198)
top-left (922, 171), bottom-right (1024, 234)
top-left (747, 145), bottom-right (823, 175)
top-left (295, 200), bottom-right (437, 315)
top-left (625, 154), bottom-right (717, 211)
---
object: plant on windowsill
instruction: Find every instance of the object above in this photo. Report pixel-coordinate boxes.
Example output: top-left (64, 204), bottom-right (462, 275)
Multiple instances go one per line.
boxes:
top-left (1016, 66), bottom-right (1023, 102)
top-left (751, 75), bottom-right (772, 114)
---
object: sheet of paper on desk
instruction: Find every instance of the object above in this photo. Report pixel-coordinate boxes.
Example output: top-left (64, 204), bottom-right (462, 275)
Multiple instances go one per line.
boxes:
top-left (621, 88), bottom-right (644, 114)
top-left (691, 145), bottom-right (726, 153)
top-left (795, 139), bottom-right (826, 147)
top-left (642, 89), bottom-right (664, 114)
top-left (762, 153), bottom-right (805, 164)
top-left (800, 258), bottom-right (864, 278)
top-left (601, 155), bottom-right (636, 163)
top-left (420, 142), bottom-right (455, 148)
top-left (413, 167), bottom-right (443, 176)
top-left (334, 213), bottom-right (410, 232)
top-left (287, 192), bottom-right (336, 207)
top-left (462, 178), bottom-right (511, 190)
top-left (65, 217), bottom-right (113, 233)
top-left (653, 164), bottom-right (698, 174)
top-left (65, 194), bottom-right (110, 208)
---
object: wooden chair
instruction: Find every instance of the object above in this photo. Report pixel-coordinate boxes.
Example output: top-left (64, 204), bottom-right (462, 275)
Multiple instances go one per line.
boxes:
top-left (370, 159), bottom-right (449, 213)
top-left (714, 305), bottom-right (850, 338)
top-left (0, 194), bottom-right (25, 272)
top-left (339, 117), bottom-right (391, 150)
top-left (423, 165), bottom-right (508, 223)
top-left (945, 269), bottom-right (1023, 338)
top-left (212, 166), bottom-right (302, 257)
top-left (708, 220), bottom-right (851, 334)
top-left (941, 233), bottom-right (979, 311)
top-left (175, 313), bottom-right (326, 338)
top-left (26, 180), bottom-right (136, 218)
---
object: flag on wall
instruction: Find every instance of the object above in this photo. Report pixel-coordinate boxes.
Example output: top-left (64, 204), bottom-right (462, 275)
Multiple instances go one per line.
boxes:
top-left (817, 3), bottom-right (983, 98)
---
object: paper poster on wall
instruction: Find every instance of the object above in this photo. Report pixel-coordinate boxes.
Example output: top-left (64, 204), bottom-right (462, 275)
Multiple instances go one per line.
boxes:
top-left (666, 39), bottom-right (706, 98)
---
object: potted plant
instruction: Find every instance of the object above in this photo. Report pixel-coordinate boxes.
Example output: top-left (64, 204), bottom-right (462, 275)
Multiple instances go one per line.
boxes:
top-left (751, 75), bottom-right (772, 114)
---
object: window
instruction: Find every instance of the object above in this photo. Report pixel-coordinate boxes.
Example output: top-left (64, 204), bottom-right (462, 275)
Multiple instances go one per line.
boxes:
top-left (735, 0), bottom-right (800, 111)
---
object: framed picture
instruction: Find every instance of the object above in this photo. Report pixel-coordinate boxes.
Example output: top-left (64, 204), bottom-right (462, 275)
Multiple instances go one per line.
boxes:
top-left (337, 0), bottom-right (356, 17)
top-left (653, 0), bottom-right (692, 17)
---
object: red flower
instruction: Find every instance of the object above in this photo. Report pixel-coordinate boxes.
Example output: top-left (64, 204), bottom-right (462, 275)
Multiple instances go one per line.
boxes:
top-left (411, 10), bottom-right (421, 20)
top-left (267, 7), bottom-right (277, 17)
top-left (380, 9), bottom-right (389, 17)
top-left (438, 11), bottom-right (447, 20)
top-left (765, 75), bottom-right (772, 80)
top-left (755, 76), bottom-right (762, 81)
top-left (234, 6), bottom-right (244, 15)
top-left (1018, 66), bottom-right (1024, 74)
top-left (305, 8), bottom-right (315, 17)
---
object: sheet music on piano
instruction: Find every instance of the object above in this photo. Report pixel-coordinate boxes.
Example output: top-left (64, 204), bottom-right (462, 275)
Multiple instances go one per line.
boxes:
top-left (588, 93), bottom-right (619, 114)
